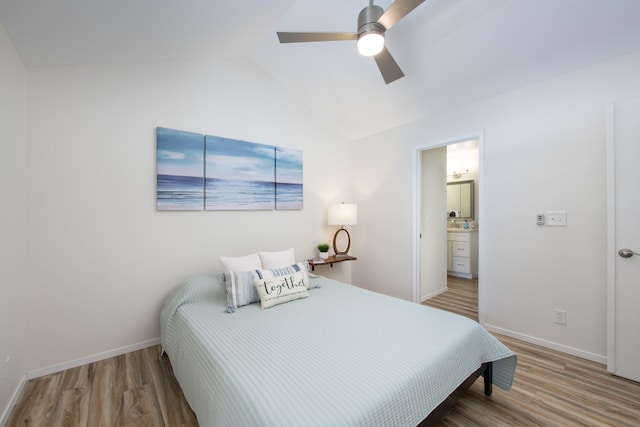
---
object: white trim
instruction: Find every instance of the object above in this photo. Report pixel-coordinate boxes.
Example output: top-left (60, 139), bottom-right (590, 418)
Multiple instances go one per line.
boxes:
top-left (412, 132), bottom-right (484, 309)
top-left (411, 144), bottom-right (421, 303)
top-left (485, 324), bottom-right (607, 365)
top-left (420, 287), bottom-right (447, 303)
top-left (27, 338), bottom-right (160, 380)
top-left (447, 271), bottom-right (473, 280)
top-left (605, 104), bottom-right (616, 373)
top-left (476, 134), bottom-right (486, 325)
top-left (1, 373), bottom-right (27, 427)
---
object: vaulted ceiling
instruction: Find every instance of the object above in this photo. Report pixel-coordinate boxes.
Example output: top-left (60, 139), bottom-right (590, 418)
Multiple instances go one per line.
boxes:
top-left (2, 0), bottom-right (640, 139)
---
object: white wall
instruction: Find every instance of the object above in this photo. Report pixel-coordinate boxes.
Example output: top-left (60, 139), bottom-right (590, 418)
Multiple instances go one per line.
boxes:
top-left (24, 58), bottom-right (353, 375)
top-left (0, 22), bottom-right (27, 422)
top-left (352, 50), bottom-right (640, 362)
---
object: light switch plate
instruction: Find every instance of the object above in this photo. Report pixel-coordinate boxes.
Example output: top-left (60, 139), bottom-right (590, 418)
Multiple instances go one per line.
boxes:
top-left (545, 211), bottom-right (567, 226)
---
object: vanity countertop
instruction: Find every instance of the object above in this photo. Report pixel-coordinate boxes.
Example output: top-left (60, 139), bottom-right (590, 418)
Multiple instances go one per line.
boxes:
top-left (447, 228), bottom-right (478, 232)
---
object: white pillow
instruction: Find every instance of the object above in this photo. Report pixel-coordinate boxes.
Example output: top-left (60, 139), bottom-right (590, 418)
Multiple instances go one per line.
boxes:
top-left (254, 271), bottom-right (309, 309)
top-left (220, 253), bottom-right (261, 272)
top-left (259, 248), bottom-right (295, 269)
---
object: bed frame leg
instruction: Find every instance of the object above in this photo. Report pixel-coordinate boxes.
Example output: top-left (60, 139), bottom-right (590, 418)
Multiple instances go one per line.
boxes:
top-left (418, 362), bottom-right (494, 426)
top-left (483, 362), bottom-right (493, 396)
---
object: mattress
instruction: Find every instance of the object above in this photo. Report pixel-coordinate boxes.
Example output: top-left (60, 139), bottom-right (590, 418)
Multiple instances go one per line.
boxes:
top-left (161, 274), bottom-right (516, 427)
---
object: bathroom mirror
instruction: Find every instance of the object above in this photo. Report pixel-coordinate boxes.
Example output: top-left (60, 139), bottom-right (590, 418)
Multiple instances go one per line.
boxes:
top-left (447, 180), bottom-right (474, 220)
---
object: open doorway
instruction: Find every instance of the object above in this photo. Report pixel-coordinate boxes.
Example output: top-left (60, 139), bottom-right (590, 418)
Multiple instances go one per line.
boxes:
top-left (413, 135), bottom-right (482, 320)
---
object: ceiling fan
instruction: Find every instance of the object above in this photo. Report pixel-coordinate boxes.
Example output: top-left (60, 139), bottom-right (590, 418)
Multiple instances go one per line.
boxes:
top-left (277, 0), bottom-right (425, 84)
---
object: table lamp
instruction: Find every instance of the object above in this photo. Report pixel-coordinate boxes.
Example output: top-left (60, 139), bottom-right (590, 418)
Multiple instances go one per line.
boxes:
top-left (328, 202), bottom-right (357, 257)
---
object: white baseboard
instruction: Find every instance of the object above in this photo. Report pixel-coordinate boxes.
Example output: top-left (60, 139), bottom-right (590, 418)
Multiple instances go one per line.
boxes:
top-left (447, 271), bottom-right (474, 280)
top-left (421, 287), bottom-right (448, 303)
top-left (485, 324), bottom-right (607, 365)
top-left (27, 338), bottom-right (161, 380)
top-left (1, 373), bottom-right (27, 427)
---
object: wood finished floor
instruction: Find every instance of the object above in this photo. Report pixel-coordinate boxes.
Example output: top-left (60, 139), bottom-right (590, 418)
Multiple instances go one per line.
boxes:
top-left (6, 346), bottom-right (198, 427)
top-left (7, 277), bottom-right (640, 426)
top-left (422, 275), bottom-right (479, 322)
top-left (423, 276), bottom-right (640, 426)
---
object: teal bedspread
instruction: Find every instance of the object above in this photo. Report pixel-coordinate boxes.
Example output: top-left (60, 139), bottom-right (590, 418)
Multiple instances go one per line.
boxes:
top-left (161, 274), bottom-right (516, 427)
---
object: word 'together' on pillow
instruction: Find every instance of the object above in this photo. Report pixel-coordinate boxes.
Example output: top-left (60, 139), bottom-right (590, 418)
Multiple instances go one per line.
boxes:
top-left (259, 248), bottom-right (295, 269)
top-left (254, 271), bottom-right (309, 309)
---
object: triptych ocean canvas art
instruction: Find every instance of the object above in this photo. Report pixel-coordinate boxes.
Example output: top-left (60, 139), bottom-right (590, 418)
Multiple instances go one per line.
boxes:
top-left (156, 127), bottom-right (303, 211)
top-left (156, 128), bottom-right (204, 211)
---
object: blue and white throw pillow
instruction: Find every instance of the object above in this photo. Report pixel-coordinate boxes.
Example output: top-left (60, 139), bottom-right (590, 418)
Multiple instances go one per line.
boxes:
top-left (254, 271), bottom-right (309, 309)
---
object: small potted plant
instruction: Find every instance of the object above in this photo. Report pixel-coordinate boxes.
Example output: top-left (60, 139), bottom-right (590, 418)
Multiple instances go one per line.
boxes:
top-left (317, 243), bottom-right (330, 260)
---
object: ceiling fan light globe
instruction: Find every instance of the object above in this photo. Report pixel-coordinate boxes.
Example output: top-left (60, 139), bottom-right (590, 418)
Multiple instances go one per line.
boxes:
top-left (357, 31), bottom-right (384, 56)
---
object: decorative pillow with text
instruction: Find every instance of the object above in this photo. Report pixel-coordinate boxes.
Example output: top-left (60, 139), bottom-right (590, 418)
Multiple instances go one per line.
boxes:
top-left (254, 271), bottom-right (309, 309)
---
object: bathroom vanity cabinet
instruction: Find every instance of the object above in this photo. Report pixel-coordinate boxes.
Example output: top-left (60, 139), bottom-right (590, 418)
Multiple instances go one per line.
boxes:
top-left (447, 229), bottom-right (478, 279)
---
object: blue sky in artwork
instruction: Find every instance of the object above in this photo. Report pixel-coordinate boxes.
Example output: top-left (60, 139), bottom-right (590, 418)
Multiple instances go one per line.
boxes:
top-left (276, 147), bottom-right (303, 184)
top-left (205, 135), bottom-right (275, 182)
top-left (156, 127), bottom-right (203, 178)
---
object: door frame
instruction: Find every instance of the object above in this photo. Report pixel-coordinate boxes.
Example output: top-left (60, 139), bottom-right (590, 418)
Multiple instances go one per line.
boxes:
top-left (605, 104), bottom-right (615, 373)
top-left (412, 131), bottom-right (485, 321)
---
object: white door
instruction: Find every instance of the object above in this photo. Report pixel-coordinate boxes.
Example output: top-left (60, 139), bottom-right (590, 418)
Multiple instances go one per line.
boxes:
top-left (607, 98), bottom-right (640, 382)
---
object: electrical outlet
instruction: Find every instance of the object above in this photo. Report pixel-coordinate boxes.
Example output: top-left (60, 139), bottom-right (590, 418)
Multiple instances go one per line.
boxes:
top-left (554, 309), bottom-right (567, 325)
top-left (546, 211), bottom-right (567, 226)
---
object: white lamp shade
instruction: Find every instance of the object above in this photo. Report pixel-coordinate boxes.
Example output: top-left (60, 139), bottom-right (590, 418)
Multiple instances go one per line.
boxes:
top-left (357, 31), bottom-right (384, 56)
top-left (328, 203), bottom-right (358, 226)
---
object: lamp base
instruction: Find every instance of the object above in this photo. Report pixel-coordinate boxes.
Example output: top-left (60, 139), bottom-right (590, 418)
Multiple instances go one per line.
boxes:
top-left (332, 227), bottom-right (351, 257)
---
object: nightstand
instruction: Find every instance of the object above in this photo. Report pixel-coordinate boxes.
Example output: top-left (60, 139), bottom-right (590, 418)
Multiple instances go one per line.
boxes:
top-left (307, 255), bottom-right (357, 271)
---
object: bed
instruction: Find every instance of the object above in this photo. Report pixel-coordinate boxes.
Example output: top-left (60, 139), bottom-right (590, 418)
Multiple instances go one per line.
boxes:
top-left (161, 273), bottom-right (516, 427)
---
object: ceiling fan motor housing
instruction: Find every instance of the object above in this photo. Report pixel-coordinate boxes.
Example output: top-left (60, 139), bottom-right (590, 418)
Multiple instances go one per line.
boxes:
top-left (358, 4), bottom-right (385, 35)
top-left (276, 0), bottom-right (425, 84)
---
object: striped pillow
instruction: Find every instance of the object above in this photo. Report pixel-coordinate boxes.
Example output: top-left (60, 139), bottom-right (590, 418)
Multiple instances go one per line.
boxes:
top-left (224, 270), bottom-right (260, 311)
top-left (255, 262), bottom-right (312, 290)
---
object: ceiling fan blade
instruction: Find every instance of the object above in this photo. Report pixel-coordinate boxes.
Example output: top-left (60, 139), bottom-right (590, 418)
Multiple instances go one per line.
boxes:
top-left (378, 0), bottom-right (425, 30)
top-left (277, 32), bottom-right (357, 43)
top-left (374, 46), bottom-right (405, 84)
